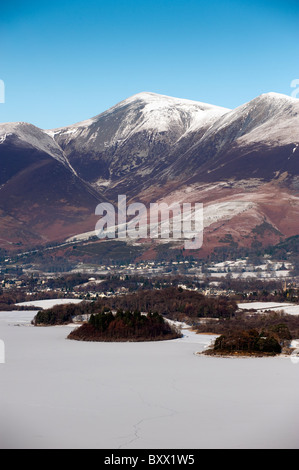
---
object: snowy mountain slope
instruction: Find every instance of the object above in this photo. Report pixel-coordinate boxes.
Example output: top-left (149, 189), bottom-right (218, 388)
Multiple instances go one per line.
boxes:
top-left (161, 92), bottom-right (299, 183)
top-left (0, 122), bottom-right (67, 165)
top-left (48, 92), bottom-right (229, 144)
top-left (135, 178), bottom-right (299, 257)
top-left (47, 92), bottom-right (230, 183)
top-left (0, 122), bottom-right (107, 249)
top-left (207, 92), bottom-right (299, 147)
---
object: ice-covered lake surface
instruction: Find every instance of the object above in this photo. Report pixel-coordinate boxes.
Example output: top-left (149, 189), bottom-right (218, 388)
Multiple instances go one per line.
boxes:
top-left (0, 310), bottom-right (299, 449)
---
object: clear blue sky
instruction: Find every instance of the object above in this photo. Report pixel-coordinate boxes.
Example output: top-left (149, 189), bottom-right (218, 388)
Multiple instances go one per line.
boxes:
top-left (0, 0), bottom-right (298, 129)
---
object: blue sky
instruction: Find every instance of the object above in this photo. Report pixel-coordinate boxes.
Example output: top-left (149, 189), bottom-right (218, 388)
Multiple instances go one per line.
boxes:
top-left (0, 0), bottom-right (298, 129)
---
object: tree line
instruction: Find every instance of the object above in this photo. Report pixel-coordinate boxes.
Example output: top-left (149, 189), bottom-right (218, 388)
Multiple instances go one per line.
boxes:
top-left (33, 287), bottom-right (238, 325)
top-left (207, 328), bottom-right (283, 356)
top-left (67, 309), bottom-right (182, 342)
top-left (195, 311), bottom-right (299, 343)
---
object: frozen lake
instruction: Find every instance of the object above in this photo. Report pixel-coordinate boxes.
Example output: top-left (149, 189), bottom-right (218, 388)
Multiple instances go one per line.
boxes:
top-left (0, 310), bottom-right (299, 449)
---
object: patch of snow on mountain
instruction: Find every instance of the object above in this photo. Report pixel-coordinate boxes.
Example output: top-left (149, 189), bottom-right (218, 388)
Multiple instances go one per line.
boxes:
top-left (120, 92), bottom-right (230, 135)
top-left (203, 201), bottom-right (256, 228)
top-left (47, 92), bottom-right (231, 145)
top-left (201, 92), bottom-right (299, 148)
top-left (0, 122), bottom-right (66, 164)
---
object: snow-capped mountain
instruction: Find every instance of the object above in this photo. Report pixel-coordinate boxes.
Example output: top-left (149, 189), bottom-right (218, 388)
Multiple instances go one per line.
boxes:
top-left (161, 92), bottom-right (299, 184)
top-left (1, 91), bottom-right (299, 256)
top-left (0, 122), bottom-right (105, 248)
top-left (47, 92), bottom-right (229, 186)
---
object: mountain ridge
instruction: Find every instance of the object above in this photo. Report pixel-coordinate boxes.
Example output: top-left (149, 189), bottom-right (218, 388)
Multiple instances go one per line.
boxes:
top-left (1, 90), bottom-right (299, 257)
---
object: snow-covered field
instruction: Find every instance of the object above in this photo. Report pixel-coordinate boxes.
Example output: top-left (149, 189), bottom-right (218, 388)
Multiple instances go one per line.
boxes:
top-left (238, 302), bottom-right (299, 315)
top-left (0, 310), bottom-right (299, 449)
top-left (210, 271), bottom-right (290, 279)
top-left (15, 299), bottom-right (85, 309)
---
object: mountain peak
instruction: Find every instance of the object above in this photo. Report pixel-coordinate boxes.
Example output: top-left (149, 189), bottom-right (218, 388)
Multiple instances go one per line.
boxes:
top-left (249, 92), bottom-right (299, 110)
top-left (127, 91), bottom-right (161, 100)
top-left (121, 91), bottom-right (230, 112)
top-left (259, 91), bottom-right (297, 101)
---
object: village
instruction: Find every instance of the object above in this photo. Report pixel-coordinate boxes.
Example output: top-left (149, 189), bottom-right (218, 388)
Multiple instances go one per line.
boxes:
top-left (0, 254), bottom-right (297, 309)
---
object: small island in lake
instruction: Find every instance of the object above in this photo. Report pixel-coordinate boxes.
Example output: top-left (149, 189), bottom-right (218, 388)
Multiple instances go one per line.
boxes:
top-left (67, 309), bottom-right (182, 342)
top-left (202, 324), bottom-right (292, 357)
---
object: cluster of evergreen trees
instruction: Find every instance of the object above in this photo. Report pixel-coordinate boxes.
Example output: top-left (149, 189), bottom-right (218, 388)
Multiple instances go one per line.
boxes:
top-left (33, 301), bottom-right (93, 325)
top-left (67, 309), bottom-right (181, 342)
top-left (206, 322), bottom-right (293, 356)
top-left (212, 329), bottom-right (282, 355)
